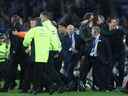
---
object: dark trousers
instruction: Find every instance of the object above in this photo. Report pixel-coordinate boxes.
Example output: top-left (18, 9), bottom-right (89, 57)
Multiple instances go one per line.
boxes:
top-left (48, 51), bottom-right (65, 86)
top-left (33, 63), bottom-right (47, 91)
top-left (80, 56), bottom-right (92, 82)
top-left (21, 57), bottom-right (33, 91)
top-left (33, 62), bottom-right (63, 91)
top-left (113, 51), bottom-right (125, 87)
top-left (0, 62), bottom-right (8, 82)
top-left (63, 51), bottom-right (80, 83)
top-left (49, 51), bottom-right (62, 73)
top-left (63, 51), bottom-right (73, 74)
top-left (3, 54), bottom-right (29, 90)
top-left (90, 56), bottom-right (113, 90)
top-left (3, 56), bottom-right (18, 89)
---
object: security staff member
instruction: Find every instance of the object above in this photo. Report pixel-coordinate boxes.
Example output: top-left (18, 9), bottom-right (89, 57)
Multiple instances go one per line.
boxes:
top-left (23, 17), bottom-right (63, 94)
top-left (23, 17), bottom-right (51, 94)
top-left (40, 11), bottom-right (62, 72)
top-left (0, 33), bottom-right (10, 91)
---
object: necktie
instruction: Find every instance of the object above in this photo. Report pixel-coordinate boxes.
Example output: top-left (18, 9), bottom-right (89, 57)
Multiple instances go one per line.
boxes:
top-left (90, 38), bottom-right (96, 56)
top-left (92, 38), bottom-right (96, 49)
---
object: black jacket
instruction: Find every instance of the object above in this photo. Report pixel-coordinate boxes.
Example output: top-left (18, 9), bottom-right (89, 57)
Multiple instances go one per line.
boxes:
top-left (86, 35), bottom-right (112, 65)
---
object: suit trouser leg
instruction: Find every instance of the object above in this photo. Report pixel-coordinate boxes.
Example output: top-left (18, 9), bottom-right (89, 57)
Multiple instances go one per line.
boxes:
top-left (113, 51), bottom-right (125, 87)
top-left (0, 63), bottom-right (8, 85)
top-left (92, 57), bottom-right (114, 90)
top-left (67, 53), bottom-right (80, 82)
top-left (63, 52), bottom-right (72, 76)
top-left (117, 53), bottom-right (125, 87)
top-left (21, 58), bottom-right (33, 91)
top-left (49, 51), bottom-right (62, 73)
top-left (105, 62), bottom-right (114, 90)
top-left (32, 63), bottom-right (60, 91)
top-left (92, 58), bottom-right (109, 90)
top-left (46, 64), bottom-right (64, 88)
top-left (19, 62), bottom-right (25, 89)
top-left (61, 51), bottom-right (73, 84)
top-left (54, 60), bottom-right (62, 73)
top-left (33, 63), bottom-right (46, 91)
top-left (80, 56), bottom-right (92, 82)
top-left (3, 57), bottom-right (18, 89)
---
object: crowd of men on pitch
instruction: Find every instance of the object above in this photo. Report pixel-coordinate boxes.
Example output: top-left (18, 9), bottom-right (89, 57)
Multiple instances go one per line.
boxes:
top-left (0, 11), bottom-right (128, 94)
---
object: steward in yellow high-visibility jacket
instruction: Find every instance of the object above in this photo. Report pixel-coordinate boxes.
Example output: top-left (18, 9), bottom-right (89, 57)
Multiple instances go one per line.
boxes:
top-left (23, 18), bottom-right (51, 63)
top-left (0, 34), bottom-right (10, 63)
top-left (0, 33), bottom-right (10, 88)
top-left (23, 18), bottom-right (64, 93)
top-left (40, 11), bottom-right (62, 52)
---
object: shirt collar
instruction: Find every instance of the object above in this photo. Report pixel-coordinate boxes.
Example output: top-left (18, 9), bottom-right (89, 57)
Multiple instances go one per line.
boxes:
top-left (95, 34), bottom-right (100, 40)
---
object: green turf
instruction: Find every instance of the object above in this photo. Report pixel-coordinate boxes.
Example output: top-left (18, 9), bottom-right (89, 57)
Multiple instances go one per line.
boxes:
top-left (0, 90), bottom-right (127, 96)
top-left (0, 81), bottom-right (127, 96)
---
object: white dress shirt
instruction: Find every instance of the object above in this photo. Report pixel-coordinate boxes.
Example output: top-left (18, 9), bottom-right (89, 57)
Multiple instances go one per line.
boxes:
top-left (90, 34), bottom-right (100, 57)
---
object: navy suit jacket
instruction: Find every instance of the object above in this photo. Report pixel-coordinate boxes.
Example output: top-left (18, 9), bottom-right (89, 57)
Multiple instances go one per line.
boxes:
top-left (59, 32), bottom-right (84, 58)
top-left (86, 35), bottom-right (112, 65)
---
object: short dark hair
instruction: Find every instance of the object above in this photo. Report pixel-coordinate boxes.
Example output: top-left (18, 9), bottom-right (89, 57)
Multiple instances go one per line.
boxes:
top-left (58, 21), bottom-right (69, 28)
top-left (40, 11), bottom-right (53, 19)
top-left (30, 17), bottom-right (42, 26)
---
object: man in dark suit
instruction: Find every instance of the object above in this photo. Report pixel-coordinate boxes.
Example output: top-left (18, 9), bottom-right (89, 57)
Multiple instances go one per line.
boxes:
top-left (86, 26), bottom-right (113, 91)
top-left (107, 18), bottom-right (126, 88)
top-left (58, 23), bottom-right (83, 90)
